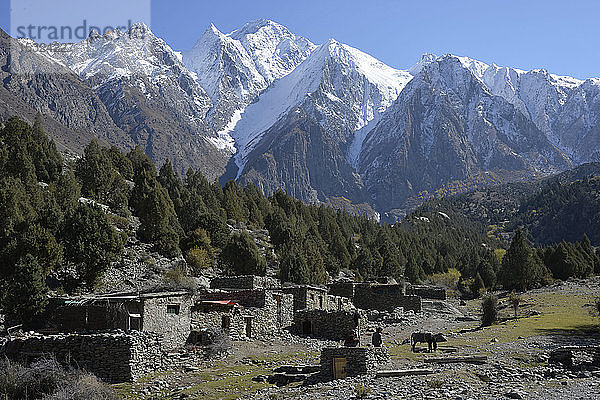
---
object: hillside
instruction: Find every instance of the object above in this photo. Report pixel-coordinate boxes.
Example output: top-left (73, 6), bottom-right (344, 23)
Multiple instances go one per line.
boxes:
top-left (413, 163), bottom-right (600, 245)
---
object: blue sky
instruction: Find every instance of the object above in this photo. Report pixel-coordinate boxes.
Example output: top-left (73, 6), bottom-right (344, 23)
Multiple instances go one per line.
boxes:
top-left (1, 0), bottom-right (599, 79)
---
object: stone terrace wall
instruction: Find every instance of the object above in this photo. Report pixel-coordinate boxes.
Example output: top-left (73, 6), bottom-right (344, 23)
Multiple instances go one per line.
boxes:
top-left (3, 331), bottom-right (164, 383)
top-left (210, 276), bottom-right (280, 290)
top-left (292, 310), bottom-right (366, 341)
top-left (353, 285), bottom-right (421, 312)
top-left (407, 285), bottom-right (447, 300)
top-left (320, 347), bottom-right (389, 380)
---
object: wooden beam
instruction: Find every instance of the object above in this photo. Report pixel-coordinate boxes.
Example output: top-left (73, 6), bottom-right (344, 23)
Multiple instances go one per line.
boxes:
top-left (424, 355), bottom-right (487, 364)
top-left (375, 369), bottom-right (434, 378)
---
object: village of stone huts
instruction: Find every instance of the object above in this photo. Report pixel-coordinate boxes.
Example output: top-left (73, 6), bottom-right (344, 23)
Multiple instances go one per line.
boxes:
top-left (2, 274), bottom-right (600, 399)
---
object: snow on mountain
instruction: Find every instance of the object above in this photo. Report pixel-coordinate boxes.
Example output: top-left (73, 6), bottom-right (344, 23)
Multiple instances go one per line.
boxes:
top-left (183, 20), bottom-right (315, 132)
top-left (404, 53), bottom-right (595, 159)
top-left (48, 24), bottom-right (203, 95)
top-left (43, 23), bottom-right (230, 179)
top-left (183, 23), bottom-right (267, 105)
top-left (358, 54), bottom-right (573, 213)
top-left (228, 19), bottom-right (316, 84)
top-left (232, 38), bottom-right (412, 175)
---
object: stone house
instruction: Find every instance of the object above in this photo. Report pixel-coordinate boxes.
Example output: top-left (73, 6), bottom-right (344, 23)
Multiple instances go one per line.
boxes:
top-left (49, 290), bottom-right (192, 350)
top-left (282, 285), bottom-right (354, 312)
top-left (329, 282), bottom-right (422, 312)
top-left (190, 300), bottom-right (247, 341)
top-left (320, 347), bottom-right (389, 380)
top-left (405, 284), bottom-right (447, 300)
top-left (292, 309), bottom-right (366, 341)
top-left (195, 288), bottom-right (293, 340)
top-left (210, 275), bottom-right (280, 290)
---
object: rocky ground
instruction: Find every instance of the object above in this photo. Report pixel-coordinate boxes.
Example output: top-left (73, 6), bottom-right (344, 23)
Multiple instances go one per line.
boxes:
top-left (114, 277), bottom-right (600, 400)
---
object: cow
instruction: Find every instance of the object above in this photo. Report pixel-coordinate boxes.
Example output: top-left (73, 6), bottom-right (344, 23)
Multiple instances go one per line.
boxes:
top-left (410, 332), bottom-right (447, 352)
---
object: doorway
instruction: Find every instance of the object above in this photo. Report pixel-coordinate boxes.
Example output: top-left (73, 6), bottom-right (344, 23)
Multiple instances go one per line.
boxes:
top-left (333, 357), bottom-right (347, 379)
top-left (244, 316), bottom-right (253, 338)
top-left (302, 319), bottom-right (312, 335)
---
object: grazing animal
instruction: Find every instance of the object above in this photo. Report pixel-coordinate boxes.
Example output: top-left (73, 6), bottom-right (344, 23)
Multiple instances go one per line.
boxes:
top-left (410, 332), bottom-right (447, 352)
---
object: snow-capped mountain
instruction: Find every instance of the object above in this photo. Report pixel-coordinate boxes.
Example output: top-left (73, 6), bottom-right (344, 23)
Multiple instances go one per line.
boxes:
top-left (231, 38), bottom-right (412, 203)
top-left (2, 19), bottom-right (600, 218)
top-left (45, 23), bottom-right (229, 179)
top-left (359, 54), bottom-right (574, 213)
top-left (183, 20), bottom-right (314, 133)
top-left (472, 63), bottom-right (600, 164)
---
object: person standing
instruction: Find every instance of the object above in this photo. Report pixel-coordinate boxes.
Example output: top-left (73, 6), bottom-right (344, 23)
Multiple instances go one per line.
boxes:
top-left (372, 327), bottom-right (383, 347)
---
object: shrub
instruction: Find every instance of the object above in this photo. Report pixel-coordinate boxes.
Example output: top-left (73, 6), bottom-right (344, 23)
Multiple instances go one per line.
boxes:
top-left (508, 291), bottom-right (521, 317)
top-left (427, 378), bottom-right (444, 388)
top-left (201, 327), bottom-right (232, 359)
top-left (481, 293), bottom-right (498, 326)
top-left (429, 268), bottom-right (461, 290)
top-left (185, 247), bottom-right (213, 275)
top-left (0, 357), bottom-right (116, 400)
top-left (354, 384), bottom-right (372, 398)
top-left (160, 263), bottom-right (196, 293)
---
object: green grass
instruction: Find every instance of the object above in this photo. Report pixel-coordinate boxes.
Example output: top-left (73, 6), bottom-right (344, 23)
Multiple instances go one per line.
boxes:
top-left (389, 291), bottom-right (599, 363)
top-left (467, 292), bottom-right (597, 343)
top-left (112, 350), bottom-right (318, 400)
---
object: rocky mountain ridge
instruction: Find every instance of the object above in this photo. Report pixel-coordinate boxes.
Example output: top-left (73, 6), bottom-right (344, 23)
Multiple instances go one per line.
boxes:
top-left (2, 20), bottom-right (599, 218)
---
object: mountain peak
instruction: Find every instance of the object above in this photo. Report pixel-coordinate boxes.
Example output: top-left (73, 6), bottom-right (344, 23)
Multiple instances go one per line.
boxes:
top-left (202, 23), bottom-right (225, 39)
top-left (408, 52), bottom-right (437, 75)
top-left (230, 19), bottom-right (283, 36)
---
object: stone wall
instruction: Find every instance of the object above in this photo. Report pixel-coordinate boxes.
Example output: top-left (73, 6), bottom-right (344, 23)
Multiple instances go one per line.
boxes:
top-left (406, 285), bottom-right (447, 300)
top-left (353, 285), bottom-right (421, 312)
top-left (328, 282), bottom-right (356, 298)
top-left (210, 275), bottom-right (280, 290)
top-left (243, 291), bottom-right (294, 340)
top-left (191, 304), bottom-right (247, 340)
top-left (194, 290), bottom-right (293, 340)
top-left (3, 331), bottom-right (164, 383)
top-left (283, 286), bottom-right (354, 312)
top-left (198, 290), bottom-right (267, 308)
top-left (292, 310), bottom-right (366, 341)
top-left (142, 294), bottom-right (192, 350)
top-left (320, 347), bottom-right (389, 380)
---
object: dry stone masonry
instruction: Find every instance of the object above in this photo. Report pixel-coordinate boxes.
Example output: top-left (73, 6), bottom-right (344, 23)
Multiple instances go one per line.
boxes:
top-left (4, 331), bottom-right (164, 383)
top-left (293, 310), bottom-right (365, 341)
top-left (320, 347), bottom-right (390, 380)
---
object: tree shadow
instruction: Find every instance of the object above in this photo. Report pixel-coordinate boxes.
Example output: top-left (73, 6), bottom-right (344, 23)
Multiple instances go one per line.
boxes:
top-left (534, 324), bottom-right (600, 347)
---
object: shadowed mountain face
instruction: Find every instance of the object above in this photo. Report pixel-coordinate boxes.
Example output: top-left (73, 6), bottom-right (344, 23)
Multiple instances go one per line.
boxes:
top-left (0, 28), bottom-right (133, 153)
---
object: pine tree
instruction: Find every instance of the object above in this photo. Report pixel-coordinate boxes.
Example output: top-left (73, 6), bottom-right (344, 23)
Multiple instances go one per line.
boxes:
top-left (499, 228), bottom-right (548, 291)
top-left (129, 148), bottom-right (181, 256)
top-left (76, 140), bottom-right (129, 215)
top-left (279, 246), bottom-right (311, 284)
top-left (31, 113), bottom-right (62, 183)
top-left (158, 159), bottom-right (184, 214)
top-left (62, 203), bottom-right (124, 288)
top-left (472, 272), bottom-right (485, 297)
top-left (220, 231), bottom-right (266, 276)
top-left (3, 254), bottom-right (48, 327)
